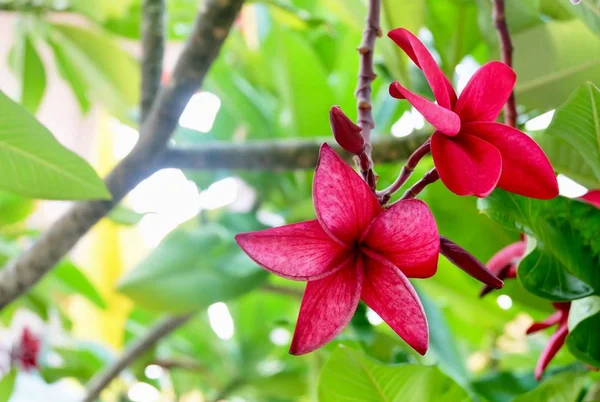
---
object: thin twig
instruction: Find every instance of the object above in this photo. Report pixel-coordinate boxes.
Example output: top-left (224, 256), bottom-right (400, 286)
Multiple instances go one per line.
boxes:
top-left (377, 139), bottom-right (431, 204)
top-left (158, 131), bottom-right (428, 171)
top-left (355, 0), bottom-right (381, 190)
top-left (0, 0), bottom-right (245, 309)
top-left (492, 0), bottom-right (517, 127)
top-left (262, 283), bottom-right (303, 299)
top-left (141, 0), bottom-right (166, 122)
top-left (83, 314), bottom-right (193, 402)
top-left (400, 168), bottom-right (439, 201)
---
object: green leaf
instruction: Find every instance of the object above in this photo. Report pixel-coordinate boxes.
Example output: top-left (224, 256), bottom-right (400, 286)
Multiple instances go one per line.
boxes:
top-left (512, 370), bottom-right (587, 402)
top-left (0, 189), bottom-right (34, 227)
top-left (53, 262), bottom-right (106, 309)
top-left (478, 190), bottom-right (600, 300)
top-left (513, 19), bottom-right (600, 111)
top-left (118, 223), bottom-right (268, 313)
top-left (477, 0), bottom-right (542, 42)
top-left (48, 37), bottom-right (91, 114)
top-left (0, 370), bottom-right (16, 402)
top-left (71, 0), bottom-right (136, 21)
top-left (108, 205), bottom-right (148, 226)
top-left (264, 27), bottom-right (335, 137)
top-left (9, 17), bottom-right (46, 113)
top-left (567, 296), bottom-right (600, 367)
top-left (0, 91), bottom-right (110, 200)
top-left (538, 83), bottom-right (600, 187)
top-left (560, 0), bottom-right (600, 35)
top-left (318, 346), bottom-right (470, 402)
top-left (40, 344), bottom-right (109, 383)
top-left (472, 371), bottom-right (538, 402)
top-left (48, 23), bottom-right (140, 119)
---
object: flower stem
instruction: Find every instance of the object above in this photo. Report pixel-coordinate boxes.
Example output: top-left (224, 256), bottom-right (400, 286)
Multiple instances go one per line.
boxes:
top-left (492, 0), bottom-right (517, 128)
top-left (356, 0), bottom-right (381, 190)
top-left (400, 168), bottom-right (439, 201)
top-left (377, 139), bottom-right (431, 204)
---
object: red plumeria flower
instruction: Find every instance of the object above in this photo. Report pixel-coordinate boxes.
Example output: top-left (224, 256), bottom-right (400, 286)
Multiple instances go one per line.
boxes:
top-left (14, 328), bottom-right (40, 371)
top-left (236, 144), bottom-right (439, 355)
top-left (580, 190), bottom-right (600, 208)
top-left (388, 28), bottom-right (558, 199)
top-left (479, 237), bottom-right (526, 297)
top-left (527, 302), bottom-right (570, 381)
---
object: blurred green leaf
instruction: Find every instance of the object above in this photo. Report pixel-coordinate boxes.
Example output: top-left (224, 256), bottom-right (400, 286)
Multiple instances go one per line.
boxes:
top-left (567, 296), bottom-right (600, 367)
top-left (541, 0), bottom-right (573, 20)
top-left (48, 37), bottom-right (91, 113)
top-left (560, 0), bottom-right (600, 35)
top-left (513, 19), bottom-right (600, 112)
top-left (118, 222), bottom-right (268, 313)
top-left (0, 370), bottom-right (16, 402)
top-left (0, 91), bottom-right (110, 200)
top-left (536, 83), bottom-right (600, 188)
top-left (318, 346), bottom-right (470, 401)
top-left (53, 262), bottom-right (106, 309)
top-left (9, 16), bottom-right (46, 113)
top-left (512, 370), bottom-right (587, 402)
top-left (478, 190), bottom-right (600, 300)
top-left (477, 0), bottom-right (542, 43)
top-left (71, 0), bottom-right (136, 21)
top-left (41, 344), bottom-right (109, 383)
top-left (472, 371), bottom-right (538, 402)
top-left (48, 23), bottom-right (140, 119)
top-left (0, 190), bottom-right (34, 227)
top-left (108, 206), bottom-right (149, 226)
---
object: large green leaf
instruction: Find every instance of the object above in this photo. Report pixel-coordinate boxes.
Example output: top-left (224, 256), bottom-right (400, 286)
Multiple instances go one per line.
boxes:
top-left (118, 222), bottom-right (268, 313)
top-left (318, 346), bottom-right (470, 402)
top-left (0, 370), bottom-right (16, 402)
top-left (513, 19), bottom-right (600, 111)
top-left (48, 23), bottom-right (140, 119)
top-left (0, 91), bottom-right (110, 200)
top-left (537, 83), bottom-right (600, 188)
top-left (512, 370), bottom-right (587, 402)
top-left (9, 17), bottom-right (46, 113)
top-left (478, 190), bottom-right (600, 300)
top-left (560, 0), bottom-right (600, 35)
top-left (567, 295), bottom-right (600, 367)
top-left (48, 37), bottom-right (91, 114)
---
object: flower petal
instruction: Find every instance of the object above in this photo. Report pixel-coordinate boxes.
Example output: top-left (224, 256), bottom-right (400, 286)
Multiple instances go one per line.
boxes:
top-left (454, 61), bottom-right (516, 123)
top-left (362, 199), bottom-right (439, 278)
top-left (464, 122), bottom-right (559, 199)
top-left (486, 240), bottom-right (526, 273)
top-left (236, 219), bottom-right (351, 281)
top-left (534, 323), bottom-right (568, 381)
top-left (361, 255), bottom-right (428, 355)
top-left (389, 82), bottom-right (461, 136)
top-left (526, 311), bottom-right (563, 335)
top-left (431, 131), bottom-right (502, 197)
top-left (290, 260), bottom-right (362, 355)
top-left (313, 143), bottom-right (382, 245)
top-left (580, 190), bottom-right (600, 208)
top-left (388, 28), bottom-right (456, 109)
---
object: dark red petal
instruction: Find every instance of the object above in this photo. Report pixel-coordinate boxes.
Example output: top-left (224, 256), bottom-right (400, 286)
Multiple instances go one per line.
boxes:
top-left (580, 190), bottom-right (600, 208)
top-left (431, 131), bottom-right (502, 197)
top-left (534, 323), bottom-right (568, 381)
top-left (526, 311), bottom-right (563, 335)
top-left (236, 220), bottom-right (351, 281)
top-left (388, 28), bottom-right (457, 108)
top-left (361, 255), bottom-right (428, 355)
top-left (361, 199), bottom-right (439, 278)
top-left (313, 144), bottom-right (382, 245)
top-left (439, 236), bottom-right (503, 288)
top-left (486, 240), bottom-right (527, 273)
top-left (389, 82), bottom-right (461, 136)
top-left (453, 61), bottom-right (516, 123)
top-left (289, 260), bottom-right (362, 355)
top-left (463, 122), bottom-right (559, 200)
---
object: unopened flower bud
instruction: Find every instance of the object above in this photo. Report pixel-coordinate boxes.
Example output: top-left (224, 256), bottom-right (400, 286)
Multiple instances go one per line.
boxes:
top-left (329, 106), bottom-right (365, 155)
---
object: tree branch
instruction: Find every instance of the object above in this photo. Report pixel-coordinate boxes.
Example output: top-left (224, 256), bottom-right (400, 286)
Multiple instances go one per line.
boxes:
top-left (0, 0), bottom-right (245, 309)
top-left (355, 0), bottom-right (381, 189)
top-left (141, 0), bottom-right (166, 122)
top-left (83, 314), bottom-right (193, 402)
top-left (158, 132), bottom-right (428, 171)
top-left (492, 0), bottom-right (517, 127)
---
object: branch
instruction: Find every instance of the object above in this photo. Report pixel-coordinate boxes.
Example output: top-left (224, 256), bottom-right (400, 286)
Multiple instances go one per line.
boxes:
top-left (158, 132), bottom-right (428, 171)
top-left (141, 0), bottom-right (166, 122)
top-left (262, 283), bottom-right (303, 298)
top-left (355, 0), bottom-right (381, 189)
top-left (492, 0), bottom-right (517, 127)
top-left (83, 314), bottom-right (193, 402)
top-left (0, 0), bottom-right (245, 309)
top-left (400, 168), bottom-right (439, 200)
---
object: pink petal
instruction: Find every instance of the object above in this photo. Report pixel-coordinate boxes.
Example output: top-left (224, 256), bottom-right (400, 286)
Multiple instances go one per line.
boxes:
top-left (534, 323), bottom-right (568, 381)
top-left (486, 240), bottom-right (526, 273)
top-left (389, 82), bottom-right (461, 136)
top-left (289, 260), bottom-right (362, 355)
top-left (361, 199), bottom-right (439, 278)
top-left (313, 143), bottom-right (381, 245)
top-left (580, 190), bottom-right (600, 208)
top-left (431, 131), bottom-right (502, 197)
top-left (388, 28), bottom-right (456, 109)
top-left (464, 122), bottom-right (559, 199)
top-left (453, 62), bottom-right (516, 123)
top-left (236, 220), bottom-right (352, 281)
top-left (526, 311), bottom-right (563, 335)
top-left (361, 255), bottom-right (428, 355)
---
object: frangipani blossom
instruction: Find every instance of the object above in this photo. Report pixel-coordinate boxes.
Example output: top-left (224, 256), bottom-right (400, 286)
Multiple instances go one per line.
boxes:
top-left (388, 28), bottom-right (558, 199)
top-left (236, 144), bottom-right (439, 355)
